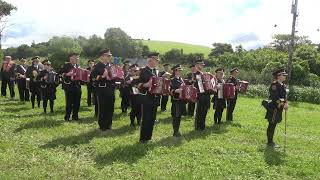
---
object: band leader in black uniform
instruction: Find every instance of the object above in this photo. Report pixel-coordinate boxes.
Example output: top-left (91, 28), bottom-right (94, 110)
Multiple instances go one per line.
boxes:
top-left (26, 56), bottom-right (42, 108)
top-left (1, 56), bottom-right (16, 99)
top-left (226, 68), bottom-right (240, 122)
top-left (37, 60), bottom-right (59, 114)
top-left (264, 69), bottom-right (288, 148)
top-left (91, 49), bottom-right (116, 131)
top-left (170, 64), bottom-right (185, 137)
top-left (194, 60), bottom-right (211, 131)
top-left (61, 53), bottom-right (82, 121)
top-left (138, 52), bottom-right (160, 143)
top-left (15, 58), bottom-right (30, 102)
top-left (120, 60), bottom-right (131, 113)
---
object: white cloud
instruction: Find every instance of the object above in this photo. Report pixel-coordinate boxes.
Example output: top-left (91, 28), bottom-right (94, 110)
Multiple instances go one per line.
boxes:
top-left (2, 0), bottom-right (320, 50)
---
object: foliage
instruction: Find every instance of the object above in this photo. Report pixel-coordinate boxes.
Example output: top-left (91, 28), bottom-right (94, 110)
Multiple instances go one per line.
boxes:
top-left (209, 43), bottom-right (234, 58)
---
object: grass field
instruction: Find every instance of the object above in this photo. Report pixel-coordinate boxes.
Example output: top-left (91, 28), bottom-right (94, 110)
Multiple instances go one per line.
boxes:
top-left (141, 40), bottom-right (211, 57)
top-left (0, 87), bottom-right (320, 179)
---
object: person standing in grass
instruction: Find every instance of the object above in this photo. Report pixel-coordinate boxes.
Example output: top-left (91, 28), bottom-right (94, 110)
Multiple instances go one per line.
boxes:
top-left (194, 60), bottom-right (211, 131)
top-left (61, 53), bottom-right (82, 121)
top-left (91, 49), bottom-right (116, 132)
top-left (38, 60), bottom-right (59, 114)
top-left (120, 60), bottom-right (131, 113)
top-left (170, 64), bottom-right (185, 137)
top-left (265, 68), bottom-right (289, 148)
top-left (26, 56), bottom-right (42, 109)
top-left (138, 52), bottom-right (160, 143)
top-left (1, 56), bottom-right (16, 99)
top-left (212, 68), bottom-right (226, 125)
top-left (159, 63), bottom-right (170, 112)
top-left (226, 68), bottom-right (240, 122)
top-left (186, 64), bottom-right (196, 116)
top-left (86, 59), bottom-right (95, 107)
top-left (15, 58), bottom-right (30, 102)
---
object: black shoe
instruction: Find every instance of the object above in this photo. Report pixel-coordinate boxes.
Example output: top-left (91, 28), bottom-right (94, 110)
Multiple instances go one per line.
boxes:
top-left (173, 132), bottom-right (181, 137)
top-left (72, 117), bottom-right (79, 121)
top-left (130, 123), bottom-right (135, 127)
top-left (267, 142), bottom-right (280, 148)
top-left (64, 118), bottom-right (70, 122)
top-left (161, 109), bottom-right (167, 112)
top-left (139, 140), bottom-right (148, 144)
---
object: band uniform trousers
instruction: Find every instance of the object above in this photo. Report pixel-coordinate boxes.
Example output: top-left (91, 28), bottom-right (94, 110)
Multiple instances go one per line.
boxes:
top-left (30, 82), bottom-right (41, 108)
top-left (140, 94), bottom-right (158, 141)
top-left (96, 86), bottom-right (115, 130)
top-left (64, 86), bottom-right (82, 120)
top-left (87, 83), bottom-right (95, 106)
top-left (171, 99), bottom-right (184, 134)
top-left (130, 95), bottom-right (141, 126)
top-left (161, 95), bottom-right (169, 111)
top-left (195, 93), bottom-right (211, 130)
top-left (188, 102), bottom-right (195, 116)
top-left (17, 78), bottom-right (29, 101)
top-left (1, 78), bottom-right (15, 98)
top-left (226, 98), bottom-right (237, 121)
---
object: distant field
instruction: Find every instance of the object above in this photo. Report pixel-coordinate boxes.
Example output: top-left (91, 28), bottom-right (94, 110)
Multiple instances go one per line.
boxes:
top-left (140, 40), bottom-right (211, 57)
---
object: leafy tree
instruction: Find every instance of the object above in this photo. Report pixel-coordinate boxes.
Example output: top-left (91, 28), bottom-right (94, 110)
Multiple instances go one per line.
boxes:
top-left (269, 34), bottom-right (312, 52)
top-left (0, 0), bottom-right (17, 49)
top-left (209, 43), bottom-right (234, 58)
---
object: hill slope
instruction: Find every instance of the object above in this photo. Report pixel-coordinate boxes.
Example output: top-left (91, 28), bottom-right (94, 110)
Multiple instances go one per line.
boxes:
top-left (141, 40), bottom-right (211, 57)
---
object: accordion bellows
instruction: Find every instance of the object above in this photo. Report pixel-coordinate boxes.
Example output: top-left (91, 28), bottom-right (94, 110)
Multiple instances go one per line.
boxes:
top-left (71, 68), bottom-right (90, 82)
top-left (148, 76), bottom-right (171, 95)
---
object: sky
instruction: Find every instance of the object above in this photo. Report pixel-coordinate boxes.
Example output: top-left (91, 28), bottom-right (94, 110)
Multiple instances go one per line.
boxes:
top-left (2, 0), bottom-right (320, 49)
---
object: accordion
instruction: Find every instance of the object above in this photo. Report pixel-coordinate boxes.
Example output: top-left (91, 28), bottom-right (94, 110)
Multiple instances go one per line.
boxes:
top-left (197, 73), bottom-right (215, 93)
top-left (148, 76), bottom-right (171, 95)
top-left (179, 85), bottom-right (198, 102)
top-left (104, 65), bottom-right (124, 81)
top-left (47, 72), bottom-right (58, 84)
top-left (3, 61), bottom-right (14, 72)
top-left (71, 68), bottom-right (90, 82)
top-left (223, 83), bottom-right (236, 99)
top-left (239, 81), bottom-right (249, 93)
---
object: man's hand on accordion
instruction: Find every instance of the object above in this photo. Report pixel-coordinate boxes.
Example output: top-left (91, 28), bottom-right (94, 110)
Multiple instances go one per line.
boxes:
top-left (175, 88), bottom-right (182, 94)
top-left (65, 71), bottom-right (73, 77)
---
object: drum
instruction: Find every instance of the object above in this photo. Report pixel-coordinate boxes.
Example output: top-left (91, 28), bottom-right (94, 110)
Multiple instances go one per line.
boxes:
top-left (179, 85), bottom-right (198, 103)
top-left (239, 81), bottom-right (249, 93)
top-left (148, 76), bottom-right (171, 95)
top-left (223, 83), bottom-right (236, 99)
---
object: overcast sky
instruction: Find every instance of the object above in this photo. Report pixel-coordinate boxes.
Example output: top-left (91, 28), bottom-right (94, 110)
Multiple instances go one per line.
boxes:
top-left (2, 0), bottom-right (320, 49)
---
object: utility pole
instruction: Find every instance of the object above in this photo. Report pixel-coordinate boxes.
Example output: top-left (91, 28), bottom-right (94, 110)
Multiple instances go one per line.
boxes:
top-left (287, 0), bottom-right (299, 85)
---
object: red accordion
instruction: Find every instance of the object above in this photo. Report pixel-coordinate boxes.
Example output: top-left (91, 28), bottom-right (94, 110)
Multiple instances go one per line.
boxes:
top-left (71, 68), bottom-right (90, 82)
top-left (239, 81), bottom-right (249, 93)
top-left (148, 76), bottom-right (171, 95)
top-left (202, 73), bottom-right (215, 93)
top-left (3, 61), bottom-right (14, 72)
top-left (104, 65), bottom-right (124, 81)
top-left (179, 85), bottom-right (198, 102)
top-left (223, 83), bottom-right (236, 99)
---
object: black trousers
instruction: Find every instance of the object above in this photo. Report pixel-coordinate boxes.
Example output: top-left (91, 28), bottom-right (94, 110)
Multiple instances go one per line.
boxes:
top-left (161, 95), bottom-right (169, 111)
top-left (93, 87), bottom-right (98, 117)
top-left (120, 87), bottom-right (130, 113)
top-left (214, 108), bottom-right (224, 124)
top-left (17, 79), bottom-right (29, 101)
top-left (87, 84), bottom-right (94, 106)
top-left (1, 79), bottom-right (15, 98)
top-left (64, 87), bottom-right (82, 120)
top-left (171, 99), bottom-right (184, 134)
top-left (43, 99), bottom-right (54, 112)
top-left (226, 98), bottom-right (237, 121)
top-left (267, 122), bottom-right (277, 143)
top-left (30, 85), bottom-right (41, 108)
top-left (195, 94), bottom-right (211, 130)
top-left (130, 95), bottom-right (141, 126)
top-left (188, 102), bottom-right (195, 116)
top-left (96, 87), bottom-right (115, 130)
top-left (140, 95), bottom-right (158, 141)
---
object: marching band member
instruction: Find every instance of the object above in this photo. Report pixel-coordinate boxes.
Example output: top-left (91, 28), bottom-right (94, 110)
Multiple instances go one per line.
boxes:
top-left (120, 60), bottom-right (131, 113)
top-left (86, 59), bottom-right (96, 107)
top-left (1, 56), bottom-right (16, 99)
top-left (127, 64), bottom-right (141, 127)
top-left (159, 63), bottom-right (170, 112)
top-left (38, 60), bottom-right (59, 114)
top-left (91, 49), bottom-right (116, 131)
top-left (226, 68), bottom-right (240, 122)
top-left (26, 56), bottom-right (42, 108)
top-left (212, 68), bottom-right (226, 125)
top-left (61, 53), bottom-right (82, 121)
top-left (194, 60), bottom-right (210, 131)
top-left (170, 64), bottom-right (184, 137)
top-left (15, 58), bottom-right (29, 102)
top-left (138, 52), bottom-right (160, 143)
top-left (265, 69), bottom-right (289, 148)
top-left (186, 64), bottom-right (196, 116)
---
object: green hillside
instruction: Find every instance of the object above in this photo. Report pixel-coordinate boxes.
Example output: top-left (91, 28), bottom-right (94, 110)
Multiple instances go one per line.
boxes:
top-left (141, 40), bottom-right (211, 57)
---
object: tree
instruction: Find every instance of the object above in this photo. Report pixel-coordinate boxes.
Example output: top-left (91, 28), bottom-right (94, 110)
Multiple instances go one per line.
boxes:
top-left (209, 43), bottom-right (233, 58)
top-left (0, 0), bottom-right (17, 49)
top-left (47, 36), bottom-right (82, 68)
top-left (104, 27), bottom-right (138, 58)
top-left (16, 44), bottom-right (33, 59)
top-left (77, 35), bottom-right (104, 57)
top-left (269, 34), bottom-right (312, 52)
top-left (163, 49), bottom-right (183, 63)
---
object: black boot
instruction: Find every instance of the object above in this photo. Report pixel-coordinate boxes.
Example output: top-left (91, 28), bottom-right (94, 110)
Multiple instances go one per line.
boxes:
top-left (50, 101), bottom-right (54, 113)
top-left (173, 117), bottom-right (181, 137)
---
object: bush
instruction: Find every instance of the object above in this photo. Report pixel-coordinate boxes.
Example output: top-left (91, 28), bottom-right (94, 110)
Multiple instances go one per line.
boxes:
top-left (242, 84), bottom-right (320, 104)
